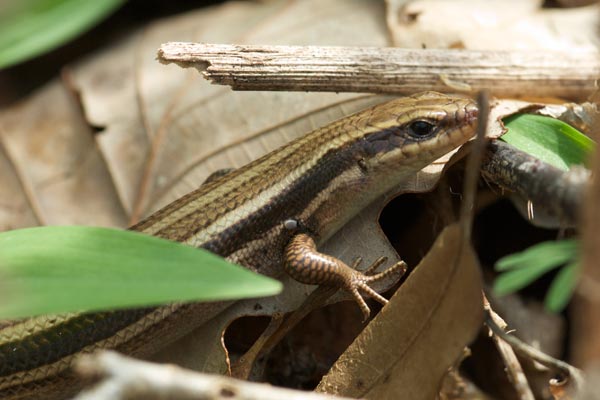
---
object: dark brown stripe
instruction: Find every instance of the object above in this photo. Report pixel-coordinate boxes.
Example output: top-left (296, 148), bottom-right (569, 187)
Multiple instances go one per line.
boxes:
top-left (199, 110), bottom-right (471, 261)
top-left (141, 99), bottom-right (467, 243)
top-left (200, 139), bottom-right (365, 257)
top-left (148, 123), bottom-right (357, 242)
top-left (0, 308), bottom-right (151, 377)
top-left (0, 370), bottom-right (78, 400)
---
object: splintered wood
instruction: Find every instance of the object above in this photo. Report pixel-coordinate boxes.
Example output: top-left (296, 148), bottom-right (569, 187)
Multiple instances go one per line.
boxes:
top-left (158, 43), bottom-right (600, 100)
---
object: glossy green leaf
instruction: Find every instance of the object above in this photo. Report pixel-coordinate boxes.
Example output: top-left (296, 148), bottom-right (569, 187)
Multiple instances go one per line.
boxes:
top-left (0, 226), bottom-right (282, 318)
top-left (493, 240), bottom-right (578, 296)
top-left (545, 262), bottom-right (578, 312)
top-left (0, 0), bottom-right (125, 69)
top-left (502, 114), bottom-right (595, 171)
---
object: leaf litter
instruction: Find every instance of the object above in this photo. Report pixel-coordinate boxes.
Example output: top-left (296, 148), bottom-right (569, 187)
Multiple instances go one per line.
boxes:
top-left (1, 0), bottom-right (598, 398)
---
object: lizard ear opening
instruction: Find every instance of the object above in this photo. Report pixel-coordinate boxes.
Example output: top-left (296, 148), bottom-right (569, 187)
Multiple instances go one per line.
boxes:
top-left (283, 219), bottom-right (299, 230)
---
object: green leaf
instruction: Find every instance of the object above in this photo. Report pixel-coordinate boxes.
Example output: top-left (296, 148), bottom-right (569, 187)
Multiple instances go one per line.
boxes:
top-left (0, 0), bottom-right (125, 69)
top-left (0, 226), bottom-right (282, 318)
top-left (494, 266), bottom-right (547, 296)
top-left (501, 114), bottom-right (595, 171)
top-left (493, 240), bottom-right (578, 296)
top-left (545, 262), bottom-right (579, 312)
top-left (495, 240), bottom-right (578, 271)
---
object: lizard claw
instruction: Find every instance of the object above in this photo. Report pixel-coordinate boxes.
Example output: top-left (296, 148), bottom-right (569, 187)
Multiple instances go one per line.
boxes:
top-left (348, 258), bottom-right (407, 321)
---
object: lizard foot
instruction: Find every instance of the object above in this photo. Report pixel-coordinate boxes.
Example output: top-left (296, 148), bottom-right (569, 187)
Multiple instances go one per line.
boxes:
top-left (347, 256), bottom-right (407, 321)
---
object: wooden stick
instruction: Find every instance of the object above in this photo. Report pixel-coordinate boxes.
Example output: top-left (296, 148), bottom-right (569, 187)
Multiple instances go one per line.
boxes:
top-left (74, 351), bottom-right (354, 400)
top-left (157, 43), bottom-right (600, 100)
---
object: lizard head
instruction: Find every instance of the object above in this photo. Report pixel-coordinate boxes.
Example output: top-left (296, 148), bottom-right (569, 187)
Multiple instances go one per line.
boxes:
top-left (359, 91), bottom-right (478, 173)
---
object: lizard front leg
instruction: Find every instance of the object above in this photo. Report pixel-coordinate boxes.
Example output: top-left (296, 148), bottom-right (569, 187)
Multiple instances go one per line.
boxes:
top-left (284, 233), bottom-right (407, 320)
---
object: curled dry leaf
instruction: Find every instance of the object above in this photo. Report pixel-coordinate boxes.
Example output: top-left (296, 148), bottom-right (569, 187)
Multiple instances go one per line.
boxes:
top-left (484, 99), bottom-right (599, 140)
top-left (316, 224), bottom-right (483, 400)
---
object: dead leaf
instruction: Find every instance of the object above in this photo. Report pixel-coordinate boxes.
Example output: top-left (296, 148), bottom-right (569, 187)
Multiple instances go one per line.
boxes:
top-left (0, 82), bottom-right (126, 229)
top-left (0, 0), bottom-right (392, 232)
top-left (386, 0), bottom-right (598, 51)
top-left (70, 0), bottom-right (393, 222)
top-left (484, 99), bottom-right (594, 140)
top-left (315, 224), bottom-right (483, 400)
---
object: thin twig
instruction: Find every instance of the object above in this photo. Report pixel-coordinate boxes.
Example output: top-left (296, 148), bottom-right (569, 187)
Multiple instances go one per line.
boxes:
top-left (483, 300), bottom-right (585, 394)
top-left (483, 297), bottom-right (535, 400)
top-left (460, 91), bottom-right (490, 240)
top-left (158, 43), bottom-right (600, 100)
top-left (74, 351), bottom-right (356, 400)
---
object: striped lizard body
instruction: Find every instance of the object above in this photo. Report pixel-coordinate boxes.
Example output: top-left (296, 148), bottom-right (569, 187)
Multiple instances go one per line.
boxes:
top-left (0, 92), bottom-right (477, 399)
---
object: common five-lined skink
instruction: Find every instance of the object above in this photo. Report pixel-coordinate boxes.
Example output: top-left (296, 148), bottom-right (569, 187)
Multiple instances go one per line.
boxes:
top-left (0, 92), bottom-right (477, 399)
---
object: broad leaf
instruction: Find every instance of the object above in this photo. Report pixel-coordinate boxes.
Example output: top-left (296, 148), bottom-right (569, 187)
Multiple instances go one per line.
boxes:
top-left (501, 114), bottom-right (594, 171)
top-left (494, 240), bottom-right (578, 297)
top-left (495, 240), bottom-right (578, 272)
top-left (0, 0), bottom-right (125, 68)
top-left (0, 226), bottom-right (282, 318)
top-left (545, 262), bottom-right (579, 312)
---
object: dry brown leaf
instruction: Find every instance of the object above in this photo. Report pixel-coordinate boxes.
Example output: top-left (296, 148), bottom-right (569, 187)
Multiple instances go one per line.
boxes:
top-left (0, 82), bottom-right (126, 229)
top-left (0, 0), bottom-right (392, 232)
top-left (386, 0), bottom-right (598, 51)
top-left (70, 0), bottom-right (393, 222)
top-left (479, 98), bottom-right (595, 140)
top-left (316, 224), bottom-right (483, 400)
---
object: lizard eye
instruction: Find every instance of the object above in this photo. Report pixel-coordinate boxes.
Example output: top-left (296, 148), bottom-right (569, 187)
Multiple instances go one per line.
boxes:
top-left (407, 120), bottom-right (437, 138)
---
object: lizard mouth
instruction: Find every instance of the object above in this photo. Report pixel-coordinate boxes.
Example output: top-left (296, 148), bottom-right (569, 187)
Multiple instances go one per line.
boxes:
top-left (464, 103), bottom-right (479, 130)
top-left (466, 105), bottom-right (479, 125)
